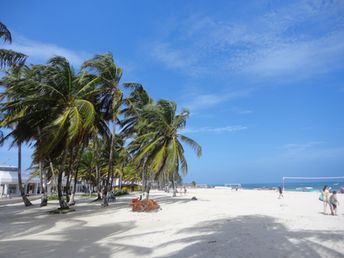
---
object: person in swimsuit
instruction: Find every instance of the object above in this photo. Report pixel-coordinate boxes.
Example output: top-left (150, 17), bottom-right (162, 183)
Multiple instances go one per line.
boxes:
top-left (330, 191), bottom-right (339, 216)
top-left (322, 185), bottom-right (330, 214)
top-left (278, 186), bottom-right (283, 199)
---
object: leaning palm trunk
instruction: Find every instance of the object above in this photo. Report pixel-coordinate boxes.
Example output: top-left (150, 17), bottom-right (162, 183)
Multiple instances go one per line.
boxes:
top-left (69, 147), bottom-right (84, 205)
top-left (95, 164), bottom-right (102, 200)
top-left (65, 172), bottom-right (71, 203)
top-left (172, 172), bottom-right (177, 197)
top-left (65, 150), bottom-right (75, 203)
top-left (49, 160), bottom-right (56, 193)
top-left (141, 169), bottom-right (145, 193)
top-left (37, 129), bottom-right (48, 206)
top-left (93, 136), bottom-right (102, 200)
top-left (69, 142), bottom-right (86, 205)
top-left (57, 171), bottom-right (68, 209)
top-left (103, 122), bottom-right (116, 206)
top-left (39, 160), bottom-right (48, 207)
top-left (145, 181), bottom-right (151, 201)
top-left (17, 142), bottom-right (32, 206)
top-left (119, 165), bottom-right (124, 190)
top-left (68, 170), bottom-right (79, 205)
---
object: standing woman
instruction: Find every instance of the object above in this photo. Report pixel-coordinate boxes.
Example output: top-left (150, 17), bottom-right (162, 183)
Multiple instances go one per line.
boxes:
top-left (322, 185), bottom-right (331, 214)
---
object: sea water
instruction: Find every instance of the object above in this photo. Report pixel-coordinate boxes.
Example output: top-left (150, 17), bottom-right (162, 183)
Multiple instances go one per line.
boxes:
top-left (214, 180), bottom-right (344, 192)
top-left (243, 181), bottom-right (344, 192)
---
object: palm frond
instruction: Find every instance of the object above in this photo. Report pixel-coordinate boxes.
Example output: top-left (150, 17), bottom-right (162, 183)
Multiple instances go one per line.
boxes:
top-left (0, 22), bottom-right (12, 43)
top-left (0, 49), bottom-right (27, 68)
top-left (178, 134), bottom-right (202, 157)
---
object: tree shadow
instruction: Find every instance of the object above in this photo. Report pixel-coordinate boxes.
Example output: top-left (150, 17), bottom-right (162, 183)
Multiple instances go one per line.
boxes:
top-left (0, 196), bottom-right (132, 238)
top-left (156, 215), bottom-right (344, 258)
top-left (0, 220), bottom-right (156, 258)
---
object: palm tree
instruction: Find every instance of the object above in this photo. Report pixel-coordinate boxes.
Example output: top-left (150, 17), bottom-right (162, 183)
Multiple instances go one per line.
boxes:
top-left (1, 57), bottom-right (107, 209)
top-left (35, 56), bottom-right (109, 209)
top-left (121, 83), bottom-right (153, 137)
top-left (0, 22), bottom-right (27, 68)
top-left (130, 100), bottom-right (202, 197)
top-left (121, 83), bottom-right (153, 193)
top-left (0, 22), bottom-right (11, 42)
top-left (81, 53), bottom-right (123, 206)
top-left (0, 66), bottom-right (32, 206)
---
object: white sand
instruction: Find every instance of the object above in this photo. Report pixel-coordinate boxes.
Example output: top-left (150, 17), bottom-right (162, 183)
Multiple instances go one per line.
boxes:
top-left (0, 189), bottom-right (343, 258)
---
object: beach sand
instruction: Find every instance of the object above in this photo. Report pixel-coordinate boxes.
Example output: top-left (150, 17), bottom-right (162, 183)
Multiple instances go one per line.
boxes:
top-left (0, 189), bottom-right (343, 258)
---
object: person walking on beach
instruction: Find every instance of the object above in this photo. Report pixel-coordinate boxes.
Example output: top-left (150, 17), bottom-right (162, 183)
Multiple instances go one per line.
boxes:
top-left (183, 186), bottom-right (187, 194)
top-left (278, 186), bottom-right (283, 199)
top-left (321, 185), bottom-right (330, 214)
top-left (330, 191), bottom-right (339, 216)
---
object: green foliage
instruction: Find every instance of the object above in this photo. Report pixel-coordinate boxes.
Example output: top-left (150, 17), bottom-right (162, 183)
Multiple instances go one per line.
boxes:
top-left (81, 193), bottom-right (98, 198)
top-left (116, 185), bottom-right (142, 192)
top-left (113, 189), bottom-right (129, 196)
top-left (0, 22), bottom-right (27, 68)
top-left (0, 34), bottom-right (203, 209)
top-left (0, 22), bottom-right (12, 43)
top-left (129, 99), bottom-right (202, 181)
top-left (48, 195), bottom-right (59, 200)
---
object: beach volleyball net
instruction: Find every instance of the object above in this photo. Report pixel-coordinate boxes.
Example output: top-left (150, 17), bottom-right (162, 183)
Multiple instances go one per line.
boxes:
top-left (282, 176), bottom-right (344, 191)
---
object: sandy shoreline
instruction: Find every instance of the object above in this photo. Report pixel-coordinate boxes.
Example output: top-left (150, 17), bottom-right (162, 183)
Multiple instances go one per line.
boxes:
top-left (0, 189), bottom-right (343, 258)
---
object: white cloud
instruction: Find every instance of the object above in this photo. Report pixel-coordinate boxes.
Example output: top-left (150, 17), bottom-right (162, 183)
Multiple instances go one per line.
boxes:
top-left (255, 141), bottom-right (344, 165)
top-left (277, 141), bottom-right (344, 162)
top-left (182, 88), bottom-right (252, 111)
top-left (281, 141), bottom-right (325, 154)
top-left (231, 107), bottom-right (253, 115)
top-left (151, 42), bottom-right (202, 76)
top-left (181, 125), bottom-right (247, 134)
top-left (148, 0), bottom-right (344, 80)
top-left (244, 32), bottom-right (344, 78)
top-left (2, 35), bottom-right (91, 66)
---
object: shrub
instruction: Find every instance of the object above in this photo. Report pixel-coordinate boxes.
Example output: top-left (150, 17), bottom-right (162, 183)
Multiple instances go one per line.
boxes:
top-left (47, 195), bottom-right (59, 201)
top-left (114, 189), bottom-right (129, 196)
top-left (81, 193), bottom-right (98, 198)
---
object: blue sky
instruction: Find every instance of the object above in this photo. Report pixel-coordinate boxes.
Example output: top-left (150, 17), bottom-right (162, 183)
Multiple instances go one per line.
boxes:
top-left (1, 0), bottom-right (344, 184)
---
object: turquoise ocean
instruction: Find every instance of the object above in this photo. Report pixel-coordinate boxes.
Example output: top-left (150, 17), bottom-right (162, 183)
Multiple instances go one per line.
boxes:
top-left (215, 179), bottom-right (344, 192)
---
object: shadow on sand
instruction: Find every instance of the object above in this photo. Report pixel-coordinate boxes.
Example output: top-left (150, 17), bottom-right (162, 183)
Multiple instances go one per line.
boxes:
top-left (156, 215), bottom-right (344, 258)
top-left (1, 195), bottom-right (343, 258)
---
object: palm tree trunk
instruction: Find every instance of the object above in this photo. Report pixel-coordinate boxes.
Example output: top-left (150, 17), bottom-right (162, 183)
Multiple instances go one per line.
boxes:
top-left (172, 172), bottom-right (177, 197)
top-left (49, 160), bottom-right (56, 194)
top-left (57, 170), bottom-right (68, 209)
top-left (141, 169), bottom-right (145, 193)
top-left (65, 148), bottom-right (75, 203)
top-left (37, 128), bottom-right (47, 206)
top-left (95, 163), bottom-right (101, 200)
top-left (103, 121), bottom-right (116, 207)
top-left (65, 172), bottom-right (71, 203)
top-left (146, 182), bottom-right (151, 201)
top-left (93, 135), bottom-right (102, 200)
top-left (119, 165), bottom-right (123, 190)
top-left (110, 168), bottom-right (115, 191)
top-left (69, 142), bottom-right (86, 205)
top-left (17, 142), bottom-right (32, 206)
top-left (68, 169), bottom-right (78, 205)
top-left (39, 160), bottom-right (48, 207)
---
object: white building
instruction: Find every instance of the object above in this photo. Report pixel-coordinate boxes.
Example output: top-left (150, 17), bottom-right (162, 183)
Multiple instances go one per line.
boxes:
top-left (0, 165), bottom-right (101, 197)
top-left (0, 165), bottom-right (40, 197)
